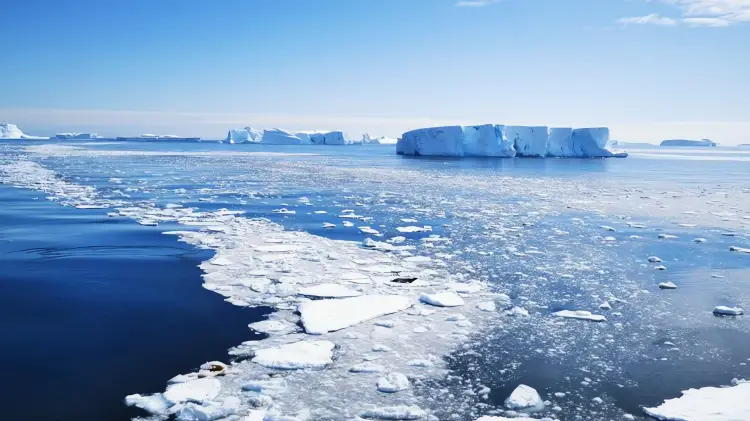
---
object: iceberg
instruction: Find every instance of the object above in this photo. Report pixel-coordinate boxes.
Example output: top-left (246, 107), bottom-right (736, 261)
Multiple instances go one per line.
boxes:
top-left (54, 133), bottom-right (98, 139)
top-left (225, 127), bottom-right (262, 144)
top-left (362, 133), bottom-right (398, 145)
top-left (661, 138), bottom-right (717, 147)
top-left (506, 126), bottom-right (548, 157)
top-left (397, 124), bottom-right (625, 158)
top-left (260, 128), bottom-right (348, 145)
top-left (462, 124), bottom-right (515, 157)
top-left (0, 123), bottom-right (48, 139)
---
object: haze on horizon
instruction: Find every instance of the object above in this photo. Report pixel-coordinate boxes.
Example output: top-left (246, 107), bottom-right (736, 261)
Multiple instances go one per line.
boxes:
top-left (1, 0), bottom-right (748, 144)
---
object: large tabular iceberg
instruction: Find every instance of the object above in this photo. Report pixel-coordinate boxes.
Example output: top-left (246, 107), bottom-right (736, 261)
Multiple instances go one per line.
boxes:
top-left (397, 124), bottom-right (625, 158)
top-left (0, 123), bottom-right (48, 139)
top-left (661, 138), bottom-right (717, 147)
top-left (226, 128), bottom-right (351, 145)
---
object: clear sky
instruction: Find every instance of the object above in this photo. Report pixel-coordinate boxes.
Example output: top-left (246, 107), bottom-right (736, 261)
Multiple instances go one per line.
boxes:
top-left (1, 0), bottom-right (748, 143)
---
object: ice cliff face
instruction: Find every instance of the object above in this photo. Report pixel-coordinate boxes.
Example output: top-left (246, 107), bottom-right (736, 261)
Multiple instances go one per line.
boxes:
top-left (1, 123), bottom-right (47, 139)
top-left (225, 127), bottom-right (263, 144)
top-left (397, 125), bottom-right (624, 158)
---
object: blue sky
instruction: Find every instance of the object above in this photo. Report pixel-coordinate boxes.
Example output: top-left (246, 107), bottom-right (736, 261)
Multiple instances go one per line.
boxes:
top-left (1, 0), bottom-right (748, 143)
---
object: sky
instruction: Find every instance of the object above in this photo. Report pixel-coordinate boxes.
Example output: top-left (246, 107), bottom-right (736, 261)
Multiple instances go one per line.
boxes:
top-left (1, 0), bottom-right (748, 144)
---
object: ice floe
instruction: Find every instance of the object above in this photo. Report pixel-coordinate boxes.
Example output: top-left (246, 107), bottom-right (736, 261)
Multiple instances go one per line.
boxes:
top-left (251, 340), bottom-right (335, 370)
top-left (504, 384), bottom-right (544, 411)
top-left (552, 310), bottom-right (606, 322)
top-left (299, 295), bottom-right (413, 334)
top-left (643, 380), bottom-right (750, 421)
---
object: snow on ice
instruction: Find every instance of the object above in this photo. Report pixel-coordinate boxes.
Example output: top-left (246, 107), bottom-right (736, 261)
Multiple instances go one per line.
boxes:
top-left (643, 380), bottom-right (750, 421)
top-left (299, 295), bottom-right (413, 334)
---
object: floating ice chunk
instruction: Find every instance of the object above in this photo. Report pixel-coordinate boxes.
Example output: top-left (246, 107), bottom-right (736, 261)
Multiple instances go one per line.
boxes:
top-left (599, 302), bottom-right (612, 310)
top-left (350, 362), bottom-right (386, 373)
top-left (504, 384), bottom-right (544, 411)
top-left (655, 265), bottom-right (667, 271)
top-left (419, 291), bottom-right (465, 307)
top-left (360, 226), bottom-right (381, 235)
top-left (175, 396), bottom-right (240, 421)
top-left (251, 340), bottom-right (335, 370)
top-left (125, 393), bottom-right (169, 414)
top-left (343, 221), bottom-right (354, 227)
top-left (553, 310), bottom-right (606, 322)
top-left (643, 380), bottom-right (750, 421)
top-left (372, 344), bottom-right (392, 352)
top-left (505, 306), bottom-right (530, 317)
top-left (446, 282), bottom-right (483, 294)
top-left (600, 225), bottom-right (616, 232)
top-left (360, 405), bottom-right (427, 420)
top-left (694, 238), bottom-right (707, 243)
top-left (396, 226), bottom-right (432, 233)
top-left (322, 222), bottom-right (336, 229)
top-left (729, 246), bottom-right (750, 254)
top-left (297, 283), bottom-right (362, 298)
top-left (713, 306), bottom-right (744, 316)
top-left (272, 208), bottom-right (296, 215)
top-left (163, 378), bottom-right (221, 405)
top-left (248, 319), bottom-right (297, 335)
top-left (377, 372), bottom-right (410, 393)
top-left (314, 210), bottom-right (327, 214)
top-left (648, 256), bottom-right (663, 263)
top-left (477, 301), bottom-right (497, 312)
top-left (407, 359), bottom-right (434, 368)
top-left (659, 234), bottom-right (678, 239)
top-left (299, 295), bottom-right (412, 334)
top-left (659, 282), bottom-right (678, 290)
top-left (388, 236), bottom-right (407, 244)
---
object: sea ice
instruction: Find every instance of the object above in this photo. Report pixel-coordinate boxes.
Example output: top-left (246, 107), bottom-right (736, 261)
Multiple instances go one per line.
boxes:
top-left (419, 291), bottom-right (465, 307)
top-left (377, 372), bottom-right (410, 393)
top-left (298, 295), bottom-right (412, 334)
top-left (297, 283), bottom-right (362, 298)
top-left (360, 405), bottom-right (427, 420)
top-left (162, 378), bottom-right (221, 405)
top-left (251, 340), bottom-right (335, 370)
top-left (552, 310), bottom-right (606, 322)
top-left (643, 380), bottom-right (750, 421)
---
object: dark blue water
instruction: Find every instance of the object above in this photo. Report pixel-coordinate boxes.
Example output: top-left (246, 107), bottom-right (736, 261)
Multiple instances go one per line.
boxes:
top-left (0, 185), bottom-right (269, 421)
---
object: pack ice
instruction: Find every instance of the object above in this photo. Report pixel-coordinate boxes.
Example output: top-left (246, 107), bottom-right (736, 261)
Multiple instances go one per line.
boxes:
top-left (397, 125), bottom-right (625, 158)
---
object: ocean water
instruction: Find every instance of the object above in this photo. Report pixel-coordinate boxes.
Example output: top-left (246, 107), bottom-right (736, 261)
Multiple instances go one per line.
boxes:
top-left (1, 140), bottom-right (749, 421)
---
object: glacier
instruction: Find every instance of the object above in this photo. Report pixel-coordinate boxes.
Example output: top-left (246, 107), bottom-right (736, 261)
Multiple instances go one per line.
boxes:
top-left (397, 125), bottom-right (626, 158)
top-left (0, 123), bottom-right (48, 139)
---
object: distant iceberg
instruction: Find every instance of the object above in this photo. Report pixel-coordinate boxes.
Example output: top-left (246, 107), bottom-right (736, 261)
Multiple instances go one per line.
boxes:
top-left (362, 133), bottom-right (398, 145)
top-left (55, 133), bottom-right (99, 140)
top-left (397, 125), bottom-right (625, 158)
top-left (660, 139), bottom-right (717, 147)
top-left (225, 127), bottom-right (263, 144)
top-left (224, 127), bottom-right (354, 145)
top-left (115, 134), bottom-right (201, 142)
top-left (0, 123), bottom-right (48, 139)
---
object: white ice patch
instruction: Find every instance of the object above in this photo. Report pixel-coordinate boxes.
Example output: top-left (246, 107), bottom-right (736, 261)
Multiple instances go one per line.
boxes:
top-left (552, 310), bottom-right (606, 322)
top-left (643, 380), bottom-right (750, 421)
top-left (299, 295), bottom-right (413, 334)
top-left (419, 291), bottom-right (465, 307)
top-left (251, 340), bottom-right (335, 370)
top-left (163, 378), bottom-right (221, 405)
top-left (297, 284), bottom-right (362, 298)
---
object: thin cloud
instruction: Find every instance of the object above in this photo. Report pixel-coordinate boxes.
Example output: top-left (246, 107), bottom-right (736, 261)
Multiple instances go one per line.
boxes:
top-left (456, 0), bottom-right (503, 7)
top-left (618, 14), bottom-right (679, 25)
top-left (633, 0), bottom-right (750, 27)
